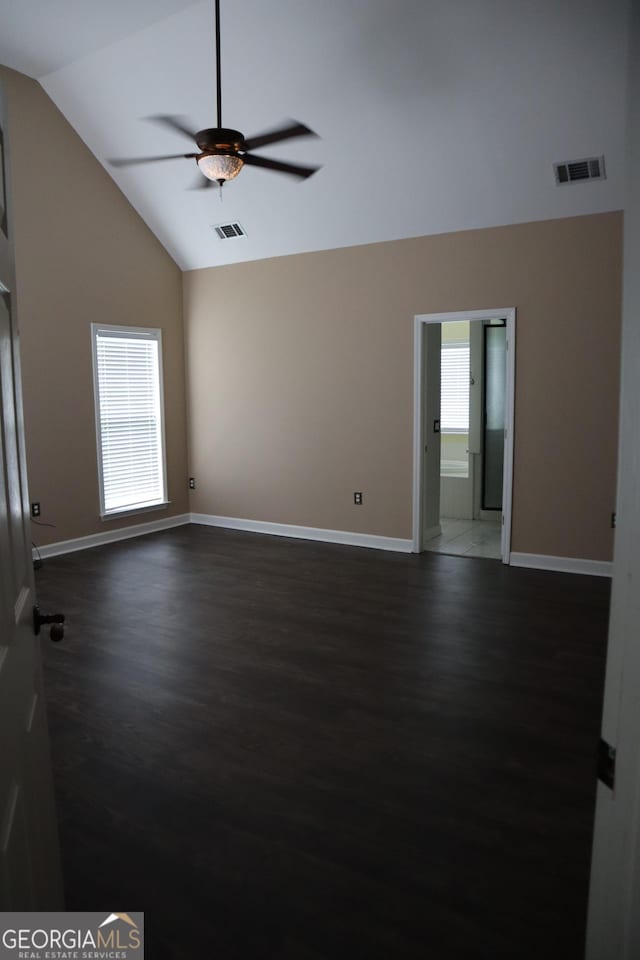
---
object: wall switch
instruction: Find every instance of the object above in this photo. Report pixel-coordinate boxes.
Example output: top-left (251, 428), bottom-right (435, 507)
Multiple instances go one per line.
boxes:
top-left (31, 502), bottom-right (41, 517)
top-left (189, 478), bottom-right (196, 490)
top-left (354, 492), bottom-right (363, 505)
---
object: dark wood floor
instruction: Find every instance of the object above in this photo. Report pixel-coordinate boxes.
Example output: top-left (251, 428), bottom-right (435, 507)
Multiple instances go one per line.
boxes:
top-left (36, 525), bottom-right (609, 959)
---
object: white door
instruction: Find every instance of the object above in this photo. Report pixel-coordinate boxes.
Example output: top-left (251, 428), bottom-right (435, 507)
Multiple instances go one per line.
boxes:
top-left (440, 320), bottom-right (475, 521)
top-left (586, 6), bottom-right (640, 956)
top-left (422, 323), bottom-right (441, 541)
top-left (0, 81), bottom-right (63, 908)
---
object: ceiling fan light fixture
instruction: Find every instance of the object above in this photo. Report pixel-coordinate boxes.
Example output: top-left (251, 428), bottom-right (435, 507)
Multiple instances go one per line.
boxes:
top-left (197, 153), bottom-right (243, 182)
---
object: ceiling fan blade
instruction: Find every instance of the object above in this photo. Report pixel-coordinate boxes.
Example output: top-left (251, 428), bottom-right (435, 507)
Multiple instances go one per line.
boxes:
top-left (243, 121), bottom-right (317, 152)
top-left (243, 153), bottom-right (320, 180)
top-left (147, 114), bottom-right (199, 142)
top-left (108, 153), bottom-right (197, 167)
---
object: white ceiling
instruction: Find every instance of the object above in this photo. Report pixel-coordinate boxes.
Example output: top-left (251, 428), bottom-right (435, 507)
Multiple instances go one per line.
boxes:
top-left (0, 0), bottom-right (630, 271)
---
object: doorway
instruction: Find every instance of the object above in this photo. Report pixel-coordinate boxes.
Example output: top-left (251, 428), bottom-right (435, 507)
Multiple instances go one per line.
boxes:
top-left (412, 308), bottom-right (515, 562)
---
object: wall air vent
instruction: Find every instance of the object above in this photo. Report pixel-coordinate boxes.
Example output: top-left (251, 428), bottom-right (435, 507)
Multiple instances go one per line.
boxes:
top-left (212, 222), bottom-right (246, 240)
top-left (554, 156), bottom-right (606, 185)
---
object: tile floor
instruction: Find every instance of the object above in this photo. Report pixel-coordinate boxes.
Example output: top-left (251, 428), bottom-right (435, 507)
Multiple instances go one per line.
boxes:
top-left (424, 516), bottom-right (502, 559)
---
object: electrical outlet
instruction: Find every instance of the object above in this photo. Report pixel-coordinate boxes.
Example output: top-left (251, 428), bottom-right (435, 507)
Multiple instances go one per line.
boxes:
top-left (31, 502), bottom-right (41, 517)
top-left (189, 477), bottom-right (196, 490)
top-left (611, 511), bottom-right (616, 529)
top-left (354, 492), bottom-right (363, 505)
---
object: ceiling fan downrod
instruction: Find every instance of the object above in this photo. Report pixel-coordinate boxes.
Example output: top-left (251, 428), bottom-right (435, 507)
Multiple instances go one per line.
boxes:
top-left (215, 0), bottom-right (222, 129)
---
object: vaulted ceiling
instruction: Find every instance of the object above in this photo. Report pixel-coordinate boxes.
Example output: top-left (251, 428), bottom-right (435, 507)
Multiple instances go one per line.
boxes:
top-left (0, 0), bottom-right (629, 270)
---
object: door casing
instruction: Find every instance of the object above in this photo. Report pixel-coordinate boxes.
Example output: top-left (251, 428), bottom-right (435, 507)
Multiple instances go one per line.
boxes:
top-left (412, 308), bottom-right (516, 562)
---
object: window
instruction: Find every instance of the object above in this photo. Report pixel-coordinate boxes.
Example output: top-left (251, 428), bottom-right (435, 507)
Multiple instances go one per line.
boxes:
top-left (91, 324), bottom-right (167, 518)
top-left (440, 340), bottom-right (470, 478)
top-left (441, 341), bottom-right (470, 433)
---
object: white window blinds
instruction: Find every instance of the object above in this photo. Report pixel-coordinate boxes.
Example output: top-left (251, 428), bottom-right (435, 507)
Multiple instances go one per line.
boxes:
top-left (92, 325), bottom-right (167, 516)
top-left (441, 342), bottom-right (470, 433)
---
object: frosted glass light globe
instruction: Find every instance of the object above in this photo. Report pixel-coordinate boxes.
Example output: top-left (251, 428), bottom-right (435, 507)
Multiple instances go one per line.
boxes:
top-left (197, 154), bottom-right (244, 182)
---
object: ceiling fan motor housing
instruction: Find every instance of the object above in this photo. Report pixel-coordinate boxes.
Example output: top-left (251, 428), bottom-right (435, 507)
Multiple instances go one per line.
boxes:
top-left (196, 128), bottom-right (245, 154)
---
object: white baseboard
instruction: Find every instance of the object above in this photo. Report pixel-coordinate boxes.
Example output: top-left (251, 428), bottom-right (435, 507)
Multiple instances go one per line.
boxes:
top-left (33, 515), bottom-right (609, 574)
top-left (190, 513), bottom-right (413, 553)
top-left (33, 513), bottom-right (191, 560)
top-left (510, 552), bottom-right (612, 578)
top-left (423, 524), bottom-right (442, 542)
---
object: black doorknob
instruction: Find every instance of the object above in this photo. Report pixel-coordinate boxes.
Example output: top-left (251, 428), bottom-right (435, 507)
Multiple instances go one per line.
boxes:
top-left (33, 606), bottom-right (65, 642)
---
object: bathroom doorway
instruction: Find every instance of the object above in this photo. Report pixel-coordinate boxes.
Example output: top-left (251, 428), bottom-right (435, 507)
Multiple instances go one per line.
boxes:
top-left (412, 309), bottom-right (515, 562)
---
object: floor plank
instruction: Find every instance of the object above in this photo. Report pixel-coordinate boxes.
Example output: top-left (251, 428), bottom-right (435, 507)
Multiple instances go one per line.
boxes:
top-left (36, 525), bottom-right (610, 959)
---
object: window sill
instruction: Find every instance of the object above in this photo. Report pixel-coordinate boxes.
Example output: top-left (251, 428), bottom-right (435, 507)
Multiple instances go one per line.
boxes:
top-left (100, 501), bottom-right (171, 522)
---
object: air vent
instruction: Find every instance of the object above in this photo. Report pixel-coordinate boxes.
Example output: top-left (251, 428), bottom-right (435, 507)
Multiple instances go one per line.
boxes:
top-left (212, 222), bottom-right (246, 240)
top-left (554, 156), bottom-right (606, 185)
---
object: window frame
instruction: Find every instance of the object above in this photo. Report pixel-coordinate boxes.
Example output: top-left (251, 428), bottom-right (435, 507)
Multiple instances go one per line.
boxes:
top-left (91, 322), bottom-right (169, 520)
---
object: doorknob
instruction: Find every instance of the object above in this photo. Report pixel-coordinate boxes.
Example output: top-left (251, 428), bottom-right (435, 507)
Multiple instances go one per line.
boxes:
top-left (33, 606), bottom-right (65, 642)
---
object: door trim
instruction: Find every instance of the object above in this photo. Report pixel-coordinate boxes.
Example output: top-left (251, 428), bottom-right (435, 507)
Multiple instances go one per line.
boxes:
top-left (412, 308), bottom-right (516, 562)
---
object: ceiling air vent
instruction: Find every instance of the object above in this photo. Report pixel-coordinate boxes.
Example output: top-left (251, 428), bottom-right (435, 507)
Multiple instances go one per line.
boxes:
top-left (554, 156), bottom-right (606, 185)
top-left (212, 222), bottom-right (246, 240)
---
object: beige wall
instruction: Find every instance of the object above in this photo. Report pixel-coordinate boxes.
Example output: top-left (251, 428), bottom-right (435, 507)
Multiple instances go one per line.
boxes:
top-left (1, 62), bottom-right (621, 562)
top-left (184, 211), bottom-right (622, 561)
top-left (0, 67), bottom-right (188, 546)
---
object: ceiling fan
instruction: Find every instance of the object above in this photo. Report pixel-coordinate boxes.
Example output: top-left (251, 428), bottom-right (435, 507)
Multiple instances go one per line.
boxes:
top-left (109, 0), bottom-right (320, 189)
